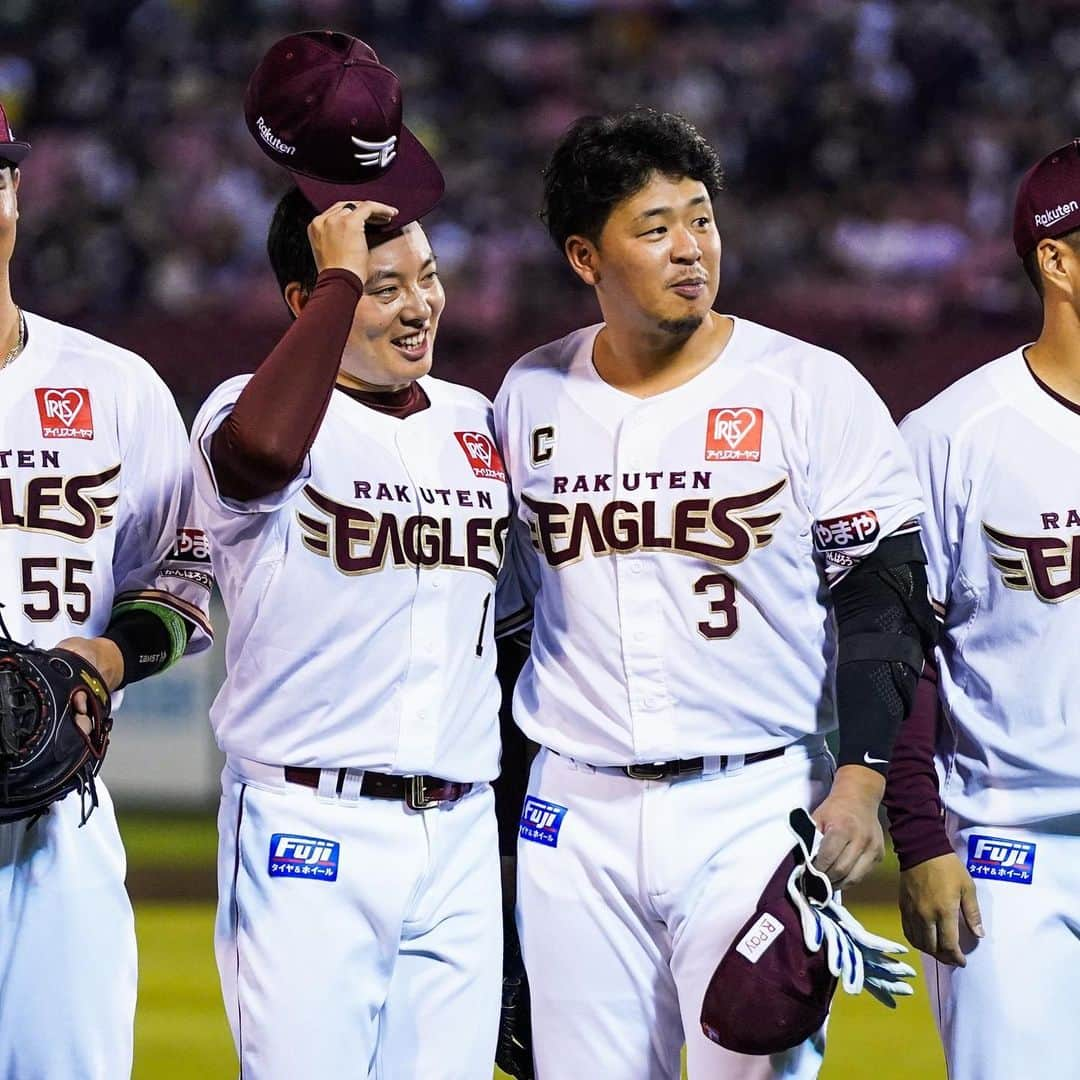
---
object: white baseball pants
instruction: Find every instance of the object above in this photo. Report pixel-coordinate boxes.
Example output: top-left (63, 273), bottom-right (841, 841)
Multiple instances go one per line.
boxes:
top-left (0, 781), bottom-right (136, 1080)
top-left (517, 740), bottom-right (834, 1080)
top-left (928, 816), bottom-right (1080, 1080)
top-left (216, 760), bottom-right (501, 1080)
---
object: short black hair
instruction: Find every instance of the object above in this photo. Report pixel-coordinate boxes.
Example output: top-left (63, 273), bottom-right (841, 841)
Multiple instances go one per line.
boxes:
top-left (1022, 228), bottom-right (1080, 298)
top-left (540, 108), bottom-right (724, 252)
top-left (266, 188), bottom-right (409, 308)
top-left (267, 187), bottom-right (319, 298)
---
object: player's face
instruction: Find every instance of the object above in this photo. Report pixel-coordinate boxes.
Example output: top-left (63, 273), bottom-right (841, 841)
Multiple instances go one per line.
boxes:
top-left (0, 166), bottom-right (19, 266)
top-left (589, 173), bottom-right (720, 337)
top-left (341, 222), bottom-right (445, 388)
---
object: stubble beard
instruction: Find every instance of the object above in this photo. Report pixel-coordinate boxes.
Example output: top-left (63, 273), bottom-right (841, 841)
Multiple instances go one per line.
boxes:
top-left (657, 313), bottom-right (705, 338)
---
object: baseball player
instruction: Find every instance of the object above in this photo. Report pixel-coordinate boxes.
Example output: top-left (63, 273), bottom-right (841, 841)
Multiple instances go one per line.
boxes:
top-left (884, 140), bottom-right (1080, 1079)
top-left (493, 109), bottom-right (935, 1079)
top-left (192, 34), bottom-right (512, 1078)
top-left (0, 105), bottom-right (214, 1078)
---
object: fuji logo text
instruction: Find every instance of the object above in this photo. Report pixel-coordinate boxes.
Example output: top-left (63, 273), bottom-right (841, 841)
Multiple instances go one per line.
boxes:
top-left (273, 836), bottom-right (334, 864)
top-left (268, 832), bottom-right (340, 881)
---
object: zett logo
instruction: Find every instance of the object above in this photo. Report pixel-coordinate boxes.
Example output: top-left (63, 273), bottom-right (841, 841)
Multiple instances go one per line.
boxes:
top-left (705, 407), bottom-right (763, 462)
top-left (35, 388), bottom-right (94, 440)
top-left (455, 431), bottom-right (506, 481)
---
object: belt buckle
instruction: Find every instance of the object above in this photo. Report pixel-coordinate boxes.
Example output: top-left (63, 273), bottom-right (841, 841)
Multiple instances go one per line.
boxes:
top-left (625, 762), bottom-right (668, 781)
top-left (406, 775), bottom-right (438, 811)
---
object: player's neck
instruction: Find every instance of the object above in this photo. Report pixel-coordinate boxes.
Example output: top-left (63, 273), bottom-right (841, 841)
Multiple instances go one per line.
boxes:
top-left (0, 287), bottom-right (18, 358)
top-left (593, 311), bottom-right (734, 398)
top-left (1026, 299), bottom-right (1080, 406)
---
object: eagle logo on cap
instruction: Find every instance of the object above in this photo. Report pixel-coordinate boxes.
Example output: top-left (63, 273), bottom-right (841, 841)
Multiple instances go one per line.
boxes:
top-left (351, 134), bottom-right (397, 169)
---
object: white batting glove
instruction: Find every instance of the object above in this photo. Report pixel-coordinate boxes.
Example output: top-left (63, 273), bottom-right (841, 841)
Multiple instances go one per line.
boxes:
top-left (819, 899), bottom-right (916, 1007)
top-left (785, 808), bottom-right (916, 1007)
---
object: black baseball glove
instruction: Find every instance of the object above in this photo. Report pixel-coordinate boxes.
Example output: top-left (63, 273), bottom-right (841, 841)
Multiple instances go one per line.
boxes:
top-left (496, 908), bottom-right (535, 1080)
top-left (0, 632), bottom-right (112, 825)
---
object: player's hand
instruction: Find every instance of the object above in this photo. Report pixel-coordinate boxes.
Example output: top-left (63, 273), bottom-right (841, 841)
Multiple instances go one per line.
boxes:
top-left (56, 636), bottom-right (123, 734)
top-left (899, 853), bottom-right (984, 967)
top-left (307, 199), bottom-right (398, 282)
top-left (811, 764), bottom-right (885, 889)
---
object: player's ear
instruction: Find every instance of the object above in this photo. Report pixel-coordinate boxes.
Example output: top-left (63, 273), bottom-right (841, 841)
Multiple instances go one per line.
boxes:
top-left (283, 281), bottom-right (309, 319)
top-left (1037, 238), bottom-right (1074, 297)
top-left (564, 234), bottom-right (601, 287)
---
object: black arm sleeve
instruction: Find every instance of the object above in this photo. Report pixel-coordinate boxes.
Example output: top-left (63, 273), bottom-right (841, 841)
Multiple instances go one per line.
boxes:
top-left (832, 530), bottom-right (939, 775)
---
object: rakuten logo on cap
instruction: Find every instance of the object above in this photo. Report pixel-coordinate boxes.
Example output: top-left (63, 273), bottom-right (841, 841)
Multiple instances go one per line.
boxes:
top-left (1035, 200), bottom-right (1079, 228)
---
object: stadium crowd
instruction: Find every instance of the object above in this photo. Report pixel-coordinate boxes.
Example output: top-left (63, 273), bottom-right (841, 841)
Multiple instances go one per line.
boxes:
top-left (0, 0), bottom-right (1071, 408)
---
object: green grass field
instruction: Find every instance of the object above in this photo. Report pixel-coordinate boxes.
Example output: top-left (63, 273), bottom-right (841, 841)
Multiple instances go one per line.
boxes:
top-left (125, 815), bottom-right (946, 1079)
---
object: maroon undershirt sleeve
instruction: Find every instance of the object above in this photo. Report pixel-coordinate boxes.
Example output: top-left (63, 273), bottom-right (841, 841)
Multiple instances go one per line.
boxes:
top-left (209, 268), bottom-right (364, 502)
top-left (883, 657), bottom-right (955, 871)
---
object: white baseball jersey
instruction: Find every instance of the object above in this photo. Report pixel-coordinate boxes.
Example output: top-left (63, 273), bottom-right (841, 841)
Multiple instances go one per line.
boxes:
top-left (902, 347), bottom-right (1080, 828)
top-left (0, 310), bottom-right (213, 657)
top-left (0, 309), bottom-right (212, 1080)
top-left (494, 318), bottom-right (924, 765)
top-left (192, 374), bottom-right (510, 781)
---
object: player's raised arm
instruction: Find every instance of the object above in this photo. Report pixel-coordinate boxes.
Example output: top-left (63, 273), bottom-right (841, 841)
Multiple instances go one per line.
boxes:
top-left (208, 197), bottom-right (396, 501)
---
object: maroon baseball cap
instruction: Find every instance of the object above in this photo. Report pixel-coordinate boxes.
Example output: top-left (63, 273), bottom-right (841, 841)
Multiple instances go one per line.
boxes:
top-left (700, 811), bottom-right (836, 1056)
top-left (0, 103), bottom-right (31, 165)
top-left (1013, 139), bottom-right (1080, 258)
top-left (244, 30), bottom-right (444, 225)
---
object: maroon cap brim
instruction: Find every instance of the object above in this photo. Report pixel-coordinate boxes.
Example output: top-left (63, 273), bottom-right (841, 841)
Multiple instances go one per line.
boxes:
top-left (290, 125), bottom-right (444, 227)
top-left (0, 142), bottom-right (31, 164)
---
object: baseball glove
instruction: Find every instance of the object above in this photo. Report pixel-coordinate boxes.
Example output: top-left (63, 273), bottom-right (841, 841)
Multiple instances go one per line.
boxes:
top-left (0, 630), bottom-right (112, 825)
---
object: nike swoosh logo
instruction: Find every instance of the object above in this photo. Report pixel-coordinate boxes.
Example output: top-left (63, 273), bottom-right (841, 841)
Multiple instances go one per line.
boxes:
top-left (863, 752), bottom-right (889, 765)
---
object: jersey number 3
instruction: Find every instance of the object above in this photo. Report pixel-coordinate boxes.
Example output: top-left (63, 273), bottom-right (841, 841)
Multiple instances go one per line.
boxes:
top-left (694, 572), bottom-right (738, 640)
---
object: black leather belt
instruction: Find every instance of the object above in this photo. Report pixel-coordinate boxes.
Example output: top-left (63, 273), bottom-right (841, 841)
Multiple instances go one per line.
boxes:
top-left (282, 766), bottom-right (472, 810)
top-left (622, 745), bottom-right (786, 781)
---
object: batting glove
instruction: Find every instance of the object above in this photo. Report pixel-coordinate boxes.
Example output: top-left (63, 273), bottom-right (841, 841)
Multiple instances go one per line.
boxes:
top-left (786, 808), bottom-right (916, 1007)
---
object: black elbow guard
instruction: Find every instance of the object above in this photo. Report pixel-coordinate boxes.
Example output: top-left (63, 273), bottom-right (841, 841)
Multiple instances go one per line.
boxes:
top-left (832, 531), bottom-right (939, 773)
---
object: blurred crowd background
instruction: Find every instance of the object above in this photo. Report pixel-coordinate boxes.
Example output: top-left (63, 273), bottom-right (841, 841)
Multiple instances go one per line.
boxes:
top-left (2, 0), bottom-right (1071, 417)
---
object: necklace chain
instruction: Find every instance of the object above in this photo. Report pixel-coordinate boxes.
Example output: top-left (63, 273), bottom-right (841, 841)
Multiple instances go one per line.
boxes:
top-left (0, 309), bottom-right (23, 372)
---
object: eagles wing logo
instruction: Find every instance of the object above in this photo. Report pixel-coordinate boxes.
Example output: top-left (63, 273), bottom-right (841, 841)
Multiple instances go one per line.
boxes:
top-left (984, 522), bottom-right (1080, 603)
top-left (351, 134), bottom-right (397, 169)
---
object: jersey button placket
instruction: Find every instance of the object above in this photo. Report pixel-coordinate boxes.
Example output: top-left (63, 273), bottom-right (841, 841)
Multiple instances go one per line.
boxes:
top-left (395, 432), bottom-right (441, 771)
top-left (614, 412), bottom-right (671, 756)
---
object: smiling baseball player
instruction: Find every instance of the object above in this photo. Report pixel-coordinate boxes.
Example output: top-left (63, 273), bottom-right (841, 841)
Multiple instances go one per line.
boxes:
top-left (192, 34), bottom-right (511, 1078)
top-left (494, 109), bottom-right (934, 1079)
top-left (885, 139), bottom-right (1080, 1080)
top-left (0, 104), bottom-right (213, 1078)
